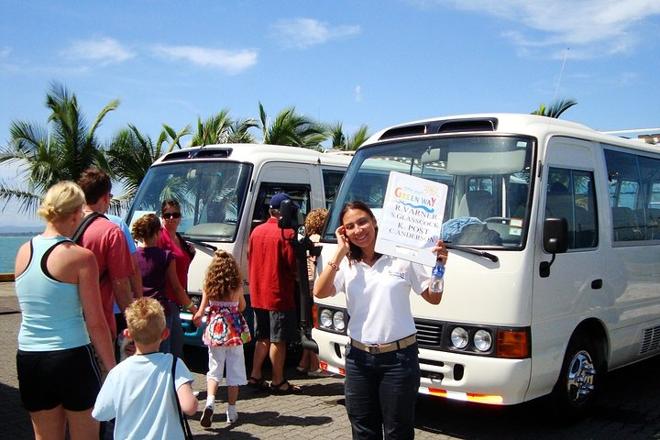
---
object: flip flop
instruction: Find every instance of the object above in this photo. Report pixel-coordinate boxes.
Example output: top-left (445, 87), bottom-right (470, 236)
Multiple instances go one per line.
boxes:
top-left (247, 376), bottom-right (269, 391)
top-left (270, 380), bottom-right (302, 395)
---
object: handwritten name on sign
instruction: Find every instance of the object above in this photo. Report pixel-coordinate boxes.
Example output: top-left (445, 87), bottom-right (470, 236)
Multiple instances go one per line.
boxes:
top-left (375, 171), bottom-right (447, 266)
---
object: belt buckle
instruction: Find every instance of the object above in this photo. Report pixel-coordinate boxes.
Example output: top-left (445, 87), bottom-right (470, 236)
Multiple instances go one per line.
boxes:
top-left (365, 344), bottom-right (380, 354)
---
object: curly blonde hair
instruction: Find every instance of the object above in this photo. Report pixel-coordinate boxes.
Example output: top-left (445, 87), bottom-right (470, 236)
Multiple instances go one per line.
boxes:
top-left (37, 181), bottom-right (85, 223)
top-left (125, 297), bottom-right (166, 345)
top-left (204, 250), bottom-right (242, 301)
top-left (304, 208), bottom-right (329, 236)
top-left (131, 213), bottom-right (162, 242)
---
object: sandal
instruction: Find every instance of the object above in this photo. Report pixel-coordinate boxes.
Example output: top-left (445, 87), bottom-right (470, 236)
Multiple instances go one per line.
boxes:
top-left (296, 366), bottom-right (308, 373)
top-left (270, 380), bottom-right (302, 395)
top-left (247, 376), bottom-right (269, 390)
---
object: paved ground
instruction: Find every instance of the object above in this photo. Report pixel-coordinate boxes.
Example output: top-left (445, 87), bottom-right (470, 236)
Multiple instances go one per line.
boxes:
top-left (2, 281), bottom-right (660, 439)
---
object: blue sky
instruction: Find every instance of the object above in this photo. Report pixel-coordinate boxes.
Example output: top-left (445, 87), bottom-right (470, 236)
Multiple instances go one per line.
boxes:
top-left (1, 0), bottom-right (660, 227)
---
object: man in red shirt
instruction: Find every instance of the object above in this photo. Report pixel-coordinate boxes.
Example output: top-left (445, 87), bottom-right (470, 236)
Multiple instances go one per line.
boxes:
top-left (248, 193), bottom-right (300, 393)
top-left (77, 169), bottom-right (134, 339)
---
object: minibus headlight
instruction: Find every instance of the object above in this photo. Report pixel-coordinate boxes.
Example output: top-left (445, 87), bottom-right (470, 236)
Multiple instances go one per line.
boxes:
top-left (451, 327), bottom-right (469, 349)
top-left (319, 309), bottom-right (333, 329)
top-left (333, 311), bottom-right (346, 331)
top-left (474, 329), bottom-right (493, 352)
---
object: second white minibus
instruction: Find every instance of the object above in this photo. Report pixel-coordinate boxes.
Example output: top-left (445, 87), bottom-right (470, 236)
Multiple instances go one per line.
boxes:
top-left (127, 143), bottom-right (350, 345)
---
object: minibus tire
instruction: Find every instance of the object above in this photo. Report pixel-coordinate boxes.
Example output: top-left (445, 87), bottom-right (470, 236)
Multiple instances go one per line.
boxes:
top-left (551, 333), bottom-right (602, 420)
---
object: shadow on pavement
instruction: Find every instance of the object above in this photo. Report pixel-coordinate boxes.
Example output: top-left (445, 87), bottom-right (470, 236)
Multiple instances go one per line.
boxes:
top-left (413, 355), bottom-right (660, 439)
top-left (0, 382), bottom-right (32, 439)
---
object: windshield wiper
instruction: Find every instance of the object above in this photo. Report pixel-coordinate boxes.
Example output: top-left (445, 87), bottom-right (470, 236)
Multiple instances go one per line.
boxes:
top-left (445, 243), bottom-right (498, 262)
top-left (181, 235), bottom-right (217, 251)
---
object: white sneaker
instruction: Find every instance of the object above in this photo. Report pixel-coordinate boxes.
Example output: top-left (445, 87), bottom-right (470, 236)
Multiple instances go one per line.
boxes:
top-left (226, 406), bottom-right (238, 424)
top-left (200, 406), bottom-right (213, 428)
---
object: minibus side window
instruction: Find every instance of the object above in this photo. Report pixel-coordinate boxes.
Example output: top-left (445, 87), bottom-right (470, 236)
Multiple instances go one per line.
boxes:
top-left (604, 149), bottom-right (649, 241)
top-left (545, 167), bottom-right (598, 249)
top-left (251, 183), bottom-right (311, 229)
top-left (322, 170), bottom-right (345, 209)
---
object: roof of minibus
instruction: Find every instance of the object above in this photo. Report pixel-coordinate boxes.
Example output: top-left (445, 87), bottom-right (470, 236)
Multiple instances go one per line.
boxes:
top-left (362, 113), bottom-right (658, 154)
top-left (152, 143), bottom-right (352, 167)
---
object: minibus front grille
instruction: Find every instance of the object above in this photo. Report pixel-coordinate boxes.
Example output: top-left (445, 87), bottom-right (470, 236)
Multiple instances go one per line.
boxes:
top-left (415, 318), bottom-right (443, 349)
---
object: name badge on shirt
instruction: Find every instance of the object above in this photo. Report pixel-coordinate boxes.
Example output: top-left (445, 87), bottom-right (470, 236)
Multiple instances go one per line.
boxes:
top-left (387, 270), bottom-right (406, 279)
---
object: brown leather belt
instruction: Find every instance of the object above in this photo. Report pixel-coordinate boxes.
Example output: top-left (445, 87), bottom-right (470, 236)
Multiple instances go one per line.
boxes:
top-left (350, 334), bottom-right (417, 354)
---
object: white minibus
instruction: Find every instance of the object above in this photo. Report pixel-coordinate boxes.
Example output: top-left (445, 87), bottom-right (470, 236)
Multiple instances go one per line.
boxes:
top-left (312, 113), bottom-right (660, 416)
top-left (126, 143), bottom-right (350, 345)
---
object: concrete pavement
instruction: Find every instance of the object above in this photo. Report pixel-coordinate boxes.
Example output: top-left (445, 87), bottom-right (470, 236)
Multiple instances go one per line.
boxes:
top-left (3, 281), bottom-right (660, 439)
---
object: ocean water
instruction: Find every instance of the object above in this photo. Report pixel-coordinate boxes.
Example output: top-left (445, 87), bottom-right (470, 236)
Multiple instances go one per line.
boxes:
top-left (0, 236), bottom-right (35, 273)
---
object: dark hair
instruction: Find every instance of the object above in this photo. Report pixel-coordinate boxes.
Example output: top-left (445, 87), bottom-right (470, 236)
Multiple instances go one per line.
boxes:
top-left (161, 199), bottom-right (181, 214)
top-left (131, 213), bottom-right (162, 241)
top-left (77, 168), bottom-right (111, 204)
top-left (339, 200), bottom-right (381, 263)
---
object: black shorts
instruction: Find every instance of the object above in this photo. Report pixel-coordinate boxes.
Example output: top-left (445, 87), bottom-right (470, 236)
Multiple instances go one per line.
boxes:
top-left (253, 308), bottom-right (297, 343)
top-left (16, 344), bottom-right (102, 412)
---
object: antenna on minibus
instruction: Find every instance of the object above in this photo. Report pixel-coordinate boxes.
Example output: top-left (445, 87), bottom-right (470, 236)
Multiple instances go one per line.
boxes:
top-left (552, 48), bottom-right (570, 102)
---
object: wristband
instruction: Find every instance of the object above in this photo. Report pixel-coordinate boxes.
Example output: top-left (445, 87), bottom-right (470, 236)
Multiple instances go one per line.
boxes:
top-left (184, 301), bottom-right (194, 311)
top-left (327, 261), bottom-right (339, 271)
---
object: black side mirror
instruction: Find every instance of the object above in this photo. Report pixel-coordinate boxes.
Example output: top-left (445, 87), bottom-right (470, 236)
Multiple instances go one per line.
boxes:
top-left (543, 218), bottom-right (568, 254)
top-left (540, 217), bottom-right (568, 278)
top-left (278, 199), bottom-right (300, 229)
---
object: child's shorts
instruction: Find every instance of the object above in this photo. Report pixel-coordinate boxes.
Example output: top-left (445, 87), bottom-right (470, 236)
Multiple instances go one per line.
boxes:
top-left (207, 345), bottom-right (247, 386)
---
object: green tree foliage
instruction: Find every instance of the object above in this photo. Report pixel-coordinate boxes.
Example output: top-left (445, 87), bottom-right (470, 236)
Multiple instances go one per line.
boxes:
top-left (329, 123), bottom-right (369, 151)
top-left (106, 123), bottom-right (190, 208)
top-left (531, 98), bottom-right (578, 118)
top-left (0, 83), bottom-right (118, 213)
top-left (259, 102), bottom-right (327, 150)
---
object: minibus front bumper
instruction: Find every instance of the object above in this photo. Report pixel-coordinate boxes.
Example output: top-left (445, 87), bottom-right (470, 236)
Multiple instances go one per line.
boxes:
top-left (312, 328), bottom-right (532, 405)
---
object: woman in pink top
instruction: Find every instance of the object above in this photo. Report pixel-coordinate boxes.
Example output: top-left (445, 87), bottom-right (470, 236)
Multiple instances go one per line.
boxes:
top-left (158, 199), bottom-right (196, 358)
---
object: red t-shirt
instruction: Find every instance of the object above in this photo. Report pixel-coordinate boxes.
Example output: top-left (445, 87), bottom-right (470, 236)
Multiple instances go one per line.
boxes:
top-left (158, 227), bottom-right (193, 302)
top-left (248, 217), bottom-right (296, 311)
top-left (79, 217), bottom-right (134, 337)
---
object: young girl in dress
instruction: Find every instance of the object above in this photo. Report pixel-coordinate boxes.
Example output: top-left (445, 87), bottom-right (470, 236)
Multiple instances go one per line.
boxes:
top-left (193, 250), bottom-right (250, 427)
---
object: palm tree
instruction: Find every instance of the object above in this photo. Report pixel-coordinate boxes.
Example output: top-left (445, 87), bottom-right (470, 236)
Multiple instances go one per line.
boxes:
top-left (191, 109), bottom-right (232, 146)
top-left (258, 102), bottom-right (327, 150)
top-left (329, 123), bottom-right (369, 151)
top-left (531, 98), bottom-right (577, 118)
top-left (190, 110), bottom-right (258, 146)
top-left (106, 123), bottom-right (190, 209)
top-left (226, 118), bottom-right (258, 143)
top-left (0, 83), bottom-right (118, 213)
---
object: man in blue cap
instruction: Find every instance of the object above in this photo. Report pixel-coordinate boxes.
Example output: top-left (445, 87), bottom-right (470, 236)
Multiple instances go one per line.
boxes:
top-left (247, 193), bottom-right (301, 393)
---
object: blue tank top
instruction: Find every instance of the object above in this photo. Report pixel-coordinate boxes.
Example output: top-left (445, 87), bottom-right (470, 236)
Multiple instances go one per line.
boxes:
top-left (16, 235), bottom-right (90, 351)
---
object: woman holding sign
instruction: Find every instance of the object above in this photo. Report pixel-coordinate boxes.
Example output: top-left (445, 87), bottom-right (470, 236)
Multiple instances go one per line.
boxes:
top-left (314, 200), bottom-right (448, 440)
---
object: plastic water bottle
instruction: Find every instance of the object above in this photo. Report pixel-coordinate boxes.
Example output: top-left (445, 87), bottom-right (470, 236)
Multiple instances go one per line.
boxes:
top-left (429, 261), bottom-right (445, 294)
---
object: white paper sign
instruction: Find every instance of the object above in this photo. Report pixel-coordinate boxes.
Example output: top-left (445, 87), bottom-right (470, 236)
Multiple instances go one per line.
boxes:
top-left (375, 171), bottom-right (448, 267)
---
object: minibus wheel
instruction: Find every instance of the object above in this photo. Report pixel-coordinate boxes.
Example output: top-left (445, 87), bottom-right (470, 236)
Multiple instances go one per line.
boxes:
top-left (552, 333), bottom-right (602, 419)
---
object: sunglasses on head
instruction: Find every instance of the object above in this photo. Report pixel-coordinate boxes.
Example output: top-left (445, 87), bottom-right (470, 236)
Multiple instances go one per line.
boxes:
top-left (162, 212), bottom-right (181, 219)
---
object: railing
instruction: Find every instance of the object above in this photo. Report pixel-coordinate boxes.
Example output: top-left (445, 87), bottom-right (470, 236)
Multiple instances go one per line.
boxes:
top-left (0, 273), bottom-right (15, 282)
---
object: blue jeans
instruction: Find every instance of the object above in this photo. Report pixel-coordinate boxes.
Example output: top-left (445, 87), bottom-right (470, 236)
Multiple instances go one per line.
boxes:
top-left (159, 300), bottom-right (184, 359)
top-left (344, 342), bottom-right (420, 440)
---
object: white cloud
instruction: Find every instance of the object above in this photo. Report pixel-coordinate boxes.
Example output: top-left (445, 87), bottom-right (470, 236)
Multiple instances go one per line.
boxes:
top-left (413, 0), bottom-right (660, 59)
top-left (354, 85), bottom-right (363, 102)
top-left (63, 37), bottom-right (135, 65)
top-left (152, 45), bottom-right (257, 74)
top-left (271, 18), bottom-right (361, 49)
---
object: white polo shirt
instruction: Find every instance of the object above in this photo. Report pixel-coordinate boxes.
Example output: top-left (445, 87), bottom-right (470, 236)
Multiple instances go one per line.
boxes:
top-left (332, 255), bottom-right (431, 345)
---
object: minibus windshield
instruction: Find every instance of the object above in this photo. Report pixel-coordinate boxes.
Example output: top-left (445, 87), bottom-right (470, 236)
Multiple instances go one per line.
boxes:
top-left (128, 161), bottom-right (252, 242)
top-left (325, 135), bottom-right (535, 248)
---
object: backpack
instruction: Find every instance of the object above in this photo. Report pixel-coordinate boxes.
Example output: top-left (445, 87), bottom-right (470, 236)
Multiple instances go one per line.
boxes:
top-left (71, 212), bottom-right (109, 281)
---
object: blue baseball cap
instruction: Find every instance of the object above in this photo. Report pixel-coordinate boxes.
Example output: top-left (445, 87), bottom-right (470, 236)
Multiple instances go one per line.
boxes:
top-left (269, 192), bottom-right (298, 209)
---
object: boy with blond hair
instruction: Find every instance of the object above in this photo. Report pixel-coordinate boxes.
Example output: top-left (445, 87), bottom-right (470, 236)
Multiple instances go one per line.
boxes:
top-left (92, 298), bottom-right (198, 439)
